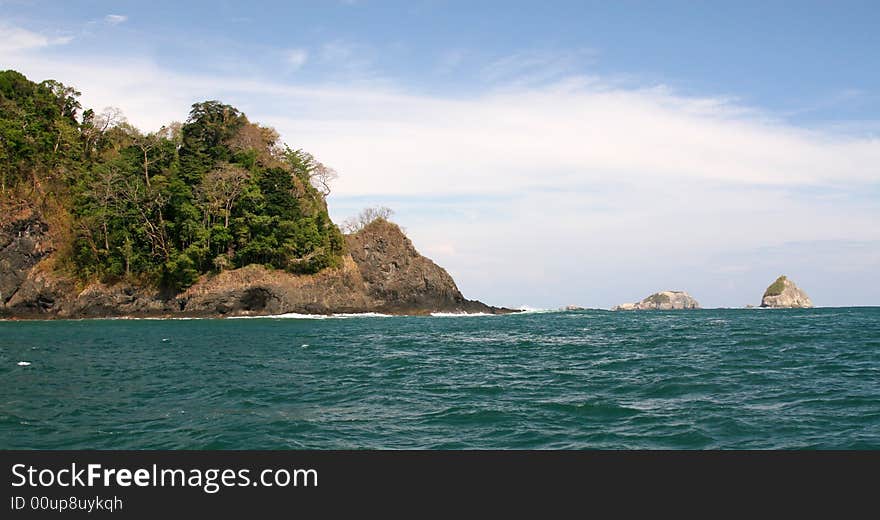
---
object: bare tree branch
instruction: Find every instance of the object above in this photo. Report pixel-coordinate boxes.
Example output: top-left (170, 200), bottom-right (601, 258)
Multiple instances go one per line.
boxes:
top-left (340, 206), bottom-right (394, 234)
top-left (197, 162), bottom-right (251, 228)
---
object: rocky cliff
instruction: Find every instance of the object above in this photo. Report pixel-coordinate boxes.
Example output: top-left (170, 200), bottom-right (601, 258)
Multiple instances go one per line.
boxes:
top-left (345, 220), bottom-right (494, 314)
top-left (0, 213), bottom-right (509, 319)
top-left (0, 207), bottom-right (56, 311)
top-left (760, 276), bottom-right (813, 308)
top-left (613, 291), bottom-right (700, 311)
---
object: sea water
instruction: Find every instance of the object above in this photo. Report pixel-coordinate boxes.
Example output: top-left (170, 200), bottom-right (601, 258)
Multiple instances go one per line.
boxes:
top-left (1, 308), bottom-right (878, 449)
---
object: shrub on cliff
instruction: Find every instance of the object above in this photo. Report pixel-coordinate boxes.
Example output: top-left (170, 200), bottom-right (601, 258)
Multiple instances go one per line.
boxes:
top-left (763, 276), bottom-right (788, 297)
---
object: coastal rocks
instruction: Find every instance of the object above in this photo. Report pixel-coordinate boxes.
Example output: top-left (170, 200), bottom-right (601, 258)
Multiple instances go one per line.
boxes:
top-left (4, 269), bottom-right (72, 316)
top-left (69, 283), bottom-right (171, 317)
top-left (178, 219), bottom-right (505, 316)
top-left (179, 257), bottom-right (373, 316)
top-left (760, 276), bottom-right (813, 308)
top-left (1, 214), bottom-right (509, 318)
top-left (613, 291), bottom-right (700, 311)
top-left (344, 219), bottom-right (500, 314)
top-left (0, 211), bottom-right (53, 308)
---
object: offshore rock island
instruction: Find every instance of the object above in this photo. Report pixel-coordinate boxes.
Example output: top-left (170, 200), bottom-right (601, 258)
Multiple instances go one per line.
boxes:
top-left (760, 275), bottom-right (813, 309)
top-left (613, 291), bottom-right (700, 311)
top-left (0, 70), bottom-right (508, 318)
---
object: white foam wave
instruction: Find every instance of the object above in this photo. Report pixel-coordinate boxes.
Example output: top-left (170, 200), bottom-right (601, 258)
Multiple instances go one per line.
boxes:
top-left (229, 312), bottom-right (393, 320)
top-left (17, 361), bottom-right (31, 366)
top-left (100, 316), bottom-right (201, 321)
top-left (515, 306), bottom-right (555, 314)
top-left (430, 312), bottom-right (494, 317)
top-left (333, 313), bottom-right (394, 318)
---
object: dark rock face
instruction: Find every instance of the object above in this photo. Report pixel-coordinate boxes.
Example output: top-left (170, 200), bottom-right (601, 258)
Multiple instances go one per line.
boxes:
top-left (1, 214), bottom-right (510, 318)
top-left (0, 214), bottom-right (52, 308)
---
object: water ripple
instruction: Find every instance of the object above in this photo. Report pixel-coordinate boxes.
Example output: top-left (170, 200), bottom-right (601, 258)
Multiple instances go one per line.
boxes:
top-left (1, 308), bottom-right (878, 449)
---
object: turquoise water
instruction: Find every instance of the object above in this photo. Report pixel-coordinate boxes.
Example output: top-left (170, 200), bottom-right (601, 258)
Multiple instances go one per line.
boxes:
top-left (1, 308), bottom-right (878, 449)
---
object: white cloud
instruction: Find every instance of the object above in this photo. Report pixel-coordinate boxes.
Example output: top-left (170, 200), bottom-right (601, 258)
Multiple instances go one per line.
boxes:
top-left (104, 14), bottom-right (128, 25)
top-left (284, 48), bottom-right (308, 69)
top-left (436, 49), bottom-right (466, 73)
top-left (3, 36), bottom-right (878, 308)
top-left (482, 48), bottom-right (598, 85)
top-left (263, 80), bottom-right (879, 196)
top-left (316, 40), bottom-right (375, 76)
top-left (0, 24), bottom-right (72, 53)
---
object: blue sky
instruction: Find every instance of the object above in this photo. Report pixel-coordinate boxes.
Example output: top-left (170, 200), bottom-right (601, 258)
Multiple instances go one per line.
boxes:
top-left (2, 1), bottom-right (879, 307)
top-left (6, 0), bottom-right (880, 123)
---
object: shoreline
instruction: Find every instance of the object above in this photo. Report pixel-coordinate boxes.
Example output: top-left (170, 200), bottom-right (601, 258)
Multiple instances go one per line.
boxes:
top-left (2, 305), bottom-right (873, 322)
top-left (0, 306), bottom-right (523, 321)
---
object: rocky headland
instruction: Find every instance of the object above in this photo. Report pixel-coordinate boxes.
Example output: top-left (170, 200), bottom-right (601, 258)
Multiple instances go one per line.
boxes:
top-left (760, 276), bottom-right (813, 308)
top-left (1, 211), bottom-right (509, 319)
top-left (0, 70), bottom-right (518, 320)
top-left (613, 291), bottom-right (700, 311)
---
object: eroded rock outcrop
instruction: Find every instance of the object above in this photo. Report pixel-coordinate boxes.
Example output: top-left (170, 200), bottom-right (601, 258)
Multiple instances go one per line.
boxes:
top-left (613, 291), bottom-right (700, 311)
top-left (760, 276), bottom-right (813, 308)
top-left (345, 219), bottom-right (494, 314)
top-left (0, 210), bottom-right (53, 308)
top-left (1, 214), bottom-right (510, 318)
top-left (179, 257), bottom-right (372, 316)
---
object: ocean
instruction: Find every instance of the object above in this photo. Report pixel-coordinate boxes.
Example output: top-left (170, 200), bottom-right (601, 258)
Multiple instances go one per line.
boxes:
top-left (1, 308), bottom-right (878, 449)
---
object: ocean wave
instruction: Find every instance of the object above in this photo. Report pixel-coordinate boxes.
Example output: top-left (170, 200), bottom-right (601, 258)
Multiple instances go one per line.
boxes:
top-left (515, 306), bottom-right (555, 314)
top-left (229, 312), bottom-right (393, 320)
top-left (429, 312), bottom-right (495, 317)
top-left (2, 307), bottom-right (876, 449)
top-left (105, 316), bottom-right (201, 320)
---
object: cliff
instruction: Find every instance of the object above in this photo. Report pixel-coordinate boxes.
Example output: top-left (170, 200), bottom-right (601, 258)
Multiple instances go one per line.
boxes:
top-left (0, 208), bottom-right (53, 309)
top-left (613, 291), bottom-right (700, 311)
top-left (0, 212), bottom-right (509, 318)
top-left (760, 276), bottom-right (813, 308)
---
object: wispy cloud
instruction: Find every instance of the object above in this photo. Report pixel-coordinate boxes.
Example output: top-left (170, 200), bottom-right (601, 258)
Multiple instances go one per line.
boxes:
top-left (435, 49), bottom-right (467, 74)
top-left (482, 48), bottom-right (598, 86)
top-left (317, 40), bottom-right (376, 77)
top-left (104, 14), bottom-right (128, 26)
top-left (284, 48), bottom-right (308, 69)
top-left (0, 23), bottom-right (72, 53)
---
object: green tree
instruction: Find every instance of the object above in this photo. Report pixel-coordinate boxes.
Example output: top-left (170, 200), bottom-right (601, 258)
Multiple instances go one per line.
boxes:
top-left (3, 70), bottom-right (345, 291)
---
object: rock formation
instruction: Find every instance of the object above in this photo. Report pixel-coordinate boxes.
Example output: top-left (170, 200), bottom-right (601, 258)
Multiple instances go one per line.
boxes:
top-left (344, 219), bottom-right (491, 313)
top-left (613, 291), bottom-right (700, 311)
top-left (0, 211), bottom-right (51, 306)
top-left (760, 276), bottom-right (813, 308)
top-left (0, 213), bottom-right (511, 318)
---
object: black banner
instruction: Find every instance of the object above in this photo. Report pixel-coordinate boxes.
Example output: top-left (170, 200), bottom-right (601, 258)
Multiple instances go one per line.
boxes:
top-left (2, 451), bottom-right (876, 516)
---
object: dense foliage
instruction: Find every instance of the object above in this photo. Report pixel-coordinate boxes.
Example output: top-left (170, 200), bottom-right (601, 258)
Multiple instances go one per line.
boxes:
top-left (764, 276), bottom-right (788, 297)
top-left (0, 70), bottom-right (344, 290)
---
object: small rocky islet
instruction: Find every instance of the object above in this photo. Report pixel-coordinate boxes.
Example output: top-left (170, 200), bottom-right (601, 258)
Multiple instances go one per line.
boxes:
top-left (759, 275), bottom-right (813, 309)
top-left (610, 276), bottom-right (814, 311)
top-left (612, 291), bottom-right (700, 311)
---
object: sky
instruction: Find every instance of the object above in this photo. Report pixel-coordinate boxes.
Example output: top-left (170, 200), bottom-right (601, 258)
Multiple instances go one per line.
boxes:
top-left (1, 0), bottom-right (879, 308)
